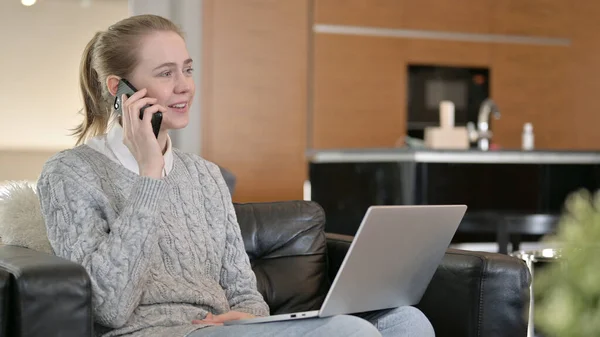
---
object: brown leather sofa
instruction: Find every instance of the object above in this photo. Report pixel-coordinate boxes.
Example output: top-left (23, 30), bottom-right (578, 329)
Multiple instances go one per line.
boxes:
top-left (0, 200), bottom-right (531, 337)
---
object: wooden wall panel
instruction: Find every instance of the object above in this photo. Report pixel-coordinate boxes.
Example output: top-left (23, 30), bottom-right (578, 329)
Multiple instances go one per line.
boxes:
top-left (401, 0), bottom-right (491, 33)
top-left (490, 0), bottom-right (572, 38)
top-left (312, 35), bottom-right (492, 149)
top-left (404, 39), bottom-right (491, 67)
top-left (314, 0), bottom-right (491, 33)
top-left (566, 3), bottom-right (600, 149)
top-left (310, 0), bottom-right (590, 151)
top-left (312, 34), bottom-right (407, 149)
top-left (201, 0), bottom-right (309, 202)
top-left (314, 0), bottom-right (405, 28)
top-left (490, 44), bottom-right (572, 149)
top-left (202, 0), bottom-right (600, 202)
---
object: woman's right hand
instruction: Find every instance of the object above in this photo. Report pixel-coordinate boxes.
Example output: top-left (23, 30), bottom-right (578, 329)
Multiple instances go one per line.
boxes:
top-left (121, 88), bottom-right (166, 179)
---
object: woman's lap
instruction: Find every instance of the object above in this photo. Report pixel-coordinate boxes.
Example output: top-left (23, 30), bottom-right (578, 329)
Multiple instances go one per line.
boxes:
top-left (187, 306), bottom-right (434, 337)
top-left (186, 314), bottom-right (380, 337)
top-left (355, 306), bottom-right (435, 337)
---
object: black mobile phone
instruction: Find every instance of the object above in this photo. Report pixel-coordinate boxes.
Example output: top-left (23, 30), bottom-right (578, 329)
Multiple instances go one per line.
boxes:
top-left (113, 79), bottom-right (162, 138)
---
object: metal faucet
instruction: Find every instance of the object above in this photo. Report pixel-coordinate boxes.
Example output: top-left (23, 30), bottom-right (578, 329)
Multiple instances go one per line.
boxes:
top-left (467, 98), bottom-right (501, 151)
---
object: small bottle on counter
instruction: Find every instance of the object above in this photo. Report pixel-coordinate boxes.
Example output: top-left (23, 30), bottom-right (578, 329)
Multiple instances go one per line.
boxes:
top-left (522, 122), bottom-right (534, 150)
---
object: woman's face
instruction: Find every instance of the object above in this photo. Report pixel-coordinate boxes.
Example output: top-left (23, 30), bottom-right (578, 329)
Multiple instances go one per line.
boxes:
top-left (127, 30), bottom-right (195, 131)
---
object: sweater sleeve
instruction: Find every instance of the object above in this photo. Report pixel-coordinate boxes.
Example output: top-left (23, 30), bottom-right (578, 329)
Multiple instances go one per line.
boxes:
top-left (36, 162), bottom-right (168, 328)
top-left (210, 165), bottom-right (270, 317)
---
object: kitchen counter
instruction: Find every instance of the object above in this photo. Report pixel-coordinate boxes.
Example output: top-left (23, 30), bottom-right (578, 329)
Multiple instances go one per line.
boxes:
top-left (308, 147), bottom-right (600, 237)
top-left (307, 148), bottom-right (600, 164)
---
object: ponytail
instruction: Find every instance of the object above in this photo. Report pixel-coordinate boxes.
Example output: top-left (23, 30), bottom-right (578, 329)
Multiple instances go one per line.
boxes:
top-left (73, 32), bottom-right (109, 145)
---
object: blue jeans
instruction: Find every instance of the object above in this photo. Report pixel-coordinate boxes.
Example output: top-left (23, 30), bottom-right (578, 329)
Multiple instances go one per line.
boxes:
top-left (186, 306), bottom-right (435, 337)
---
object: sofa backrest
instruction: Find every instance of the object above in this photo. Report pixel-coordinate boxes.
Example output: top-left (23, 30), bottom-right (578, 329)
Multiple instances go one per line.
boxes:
top-left (234, 201), bottom-right (329, 315)
top-left (0, 181), bottom-right (330, 316)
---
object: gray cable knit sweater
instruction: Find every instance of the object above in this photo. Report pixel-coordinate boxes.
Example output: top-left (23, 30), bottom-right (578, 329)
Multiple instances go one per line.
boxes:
top-left (36, 145), bottom-right (270, 337)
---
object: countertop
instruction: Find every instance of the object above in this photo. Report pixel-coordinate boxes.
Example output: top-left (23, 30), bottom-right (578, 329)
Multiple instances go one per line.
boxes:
top-left (306, 148), bottom-right (600, 164)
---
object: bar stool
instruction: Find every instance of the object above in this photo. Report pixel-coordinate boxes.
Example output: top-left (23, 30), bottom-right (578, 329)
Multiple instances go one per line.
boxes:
top-left (457, 212), bottom-right (559, 254)
top-left (503, 214), bottom-right (560, 252)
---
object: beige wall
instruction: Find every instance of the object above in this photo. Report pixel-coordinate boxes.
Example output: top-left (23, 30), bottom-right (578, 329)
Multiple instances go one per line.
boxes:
top-left (0, 149), bottom-right (56, 183)
top-left (0, 0), bottom-right (128, 152)
top-left (0, 0), bottom-right (128, 182)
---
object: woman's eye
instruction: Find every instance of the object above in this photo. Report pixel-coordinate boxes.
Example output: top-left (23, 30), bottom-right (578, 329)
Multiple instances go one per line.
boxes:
top-left (185, 68), bottom-right (194, 75)
top-left (160, 71), bottom-right (172, 77)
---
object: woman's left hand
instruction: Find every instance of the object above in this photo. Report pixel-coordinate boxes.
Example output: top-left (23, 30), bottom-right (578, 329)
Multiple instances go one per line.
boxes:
top-left (192, 311), bottom-right (256, 325)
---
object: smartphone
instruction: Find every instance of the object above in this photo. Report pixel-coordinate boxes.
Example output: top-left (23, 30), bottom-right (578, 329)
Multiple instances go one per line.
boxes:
top-left (113, 79), bottom-right (162, 138)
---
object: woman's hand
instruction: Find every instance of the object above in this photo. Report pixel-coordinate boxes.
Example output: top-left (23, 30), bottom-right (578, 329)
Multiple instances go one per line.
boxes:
top-left (192, 311), bottom-right (256, 325)
top-left (121, 88), bottom-right (166, 179)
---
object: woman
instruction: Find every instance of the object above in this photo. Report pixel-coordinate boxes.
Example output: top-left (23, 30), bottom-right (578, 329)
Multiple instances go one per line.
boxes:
top-left (36, 14), bottom-right (434, 337)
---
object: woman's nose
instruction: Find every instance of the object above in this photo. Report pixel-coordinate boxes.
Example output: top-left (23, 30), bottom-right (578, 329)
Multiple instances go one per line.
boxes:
top-left (174, 74), bottom-right (192, 93)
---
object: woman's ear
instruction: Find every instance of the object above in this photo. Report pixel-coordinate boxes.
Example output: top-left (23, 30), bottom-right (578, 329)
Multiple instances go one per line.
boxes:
top-left (106, 75), bottom-right (120, 96)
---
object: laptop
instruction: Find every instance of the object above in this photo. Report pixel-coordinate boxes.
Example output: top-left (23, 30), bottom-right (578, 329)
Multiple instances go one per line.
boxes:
top-left (225, 204), bottom-right (467, 326)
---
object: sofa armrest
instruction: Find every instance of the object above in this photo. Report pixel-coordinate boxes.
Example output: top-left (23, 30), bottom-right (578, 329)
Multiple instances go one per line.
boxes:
top-left (417, 248), bottom-right (531, 337)
top-left (0, 269), bottom-right (9, 337)
top-left (325, 234), bottom-right (531, 337)
top-left (0, 245), bottom-right (93, 337)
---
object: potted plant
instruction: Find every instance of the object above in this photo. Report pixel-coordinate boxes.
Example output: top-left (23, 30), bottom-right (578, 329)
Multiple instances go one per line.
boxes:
top-left (534, 189), bottom-right (600, 337)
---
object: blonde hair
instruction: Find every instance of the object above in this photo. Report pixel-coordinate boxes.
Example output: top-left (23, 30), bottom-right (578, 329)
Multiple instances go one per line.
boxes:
top-left (73, 14), bottom-right (184, 145)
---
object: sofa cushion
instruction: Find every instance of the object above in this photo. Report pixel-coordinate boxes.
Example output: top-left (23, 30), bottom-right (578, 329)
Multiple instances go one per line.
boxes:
top-left (0, 181), bottom-right (52, 254)
top-left (234, 201), bottom-right (329, 315)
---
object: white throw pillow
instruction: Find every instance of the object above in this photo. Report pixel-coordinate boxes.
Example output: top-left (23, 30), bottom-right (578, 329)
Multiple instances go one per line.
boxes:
top-left (0, 181), bottom-right (53, 254)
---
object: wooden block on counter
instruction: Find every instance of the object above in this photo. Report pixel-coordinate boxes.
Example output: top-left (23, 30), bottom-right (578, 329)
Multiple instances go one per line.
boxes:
top-left (424, 127), bottom-right (470, 149)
